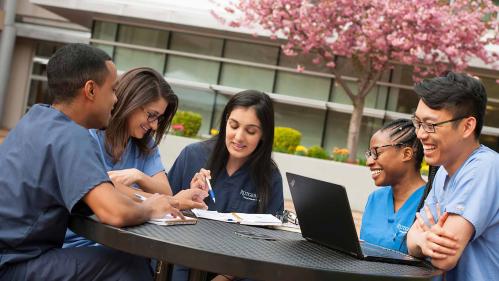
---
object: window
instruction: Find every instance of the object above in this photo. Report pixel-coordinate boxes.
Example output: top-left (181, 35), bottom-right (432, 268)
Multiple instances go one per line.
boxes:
top-left (274, 51), bottom-right (331, 100)
top-left (386, 65), bottom-right (419, 114)
top-left (92, 21), bottom-right (117, 57)
top-left (114, 25), bottom-right (169, 72)
top-left (220, 40), bottom-right (278, 91)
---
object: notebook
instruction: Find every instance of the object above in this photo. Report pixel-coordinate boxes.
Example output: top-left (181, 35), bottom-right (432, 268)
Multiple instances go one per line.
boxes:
top-left (192, 209), bottom-right (282, 226)
top-left (286, 172), bottom-right (423, 265)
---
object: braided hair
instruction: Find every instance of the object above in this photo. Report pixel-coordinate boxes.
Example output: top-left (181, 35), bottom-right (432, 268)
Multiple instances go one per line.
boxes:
top-left (380, 119), bottom-right (424, 171)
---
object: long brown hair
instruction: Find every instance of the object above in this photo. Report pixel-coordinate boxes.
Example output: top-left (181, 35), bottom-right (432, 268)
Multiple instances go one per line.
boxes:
top-left (104, 67), bottom-right (178, 162)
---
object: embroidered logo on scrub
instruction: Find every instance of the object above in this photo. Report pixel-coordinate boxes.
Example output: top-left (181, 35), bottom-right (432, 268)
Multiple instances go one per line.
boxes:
top-left (396, 223), bottom-right (410, 234)
top-left (240, 189), bottom-right (257, 201)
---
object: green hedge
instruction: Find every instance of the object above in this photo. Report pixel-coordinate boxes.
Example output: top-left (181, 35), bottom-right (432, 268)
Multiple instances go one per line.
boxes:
top-left (273, 127), bottom-right (301, 154)
top-left (172, 111), bottom-right (202, 137)
top-left (307, 145), bottom-right (329, 159)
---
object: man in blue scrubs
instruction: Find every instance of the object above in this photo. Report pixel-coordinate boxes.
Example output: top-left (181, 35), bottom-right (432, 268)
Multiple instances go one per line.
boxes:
top-left (407, 72), bottom-right (498, 281)
top-left (0, 44), bottom-right (206, 280)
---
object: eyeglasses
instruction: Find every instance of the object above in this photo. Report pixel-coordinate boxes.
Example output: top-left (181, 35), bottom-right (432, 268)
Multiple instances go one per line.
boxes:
top-left (365, 143), bottom-right (407, 160)
top-left (142, 108), bottom-right (164, 123)
top-left (411, 116), bottom-right (467, 133)
top-left (275, 210), bottom-right (299, 225)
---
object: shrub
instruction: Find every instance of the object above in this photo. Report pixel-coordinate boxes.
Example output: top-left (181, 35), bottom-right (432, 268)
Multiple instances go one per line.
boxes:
top-left (294, 145), bottom-right (308, 156)
top-left (273, 127), bottom-right (301, 154)
top-left (171, 111), bottom-right (202, 137)
top-left (331, 147), bottom-right (349, 162)
top-left (307, 145), bottom-right (329, 159)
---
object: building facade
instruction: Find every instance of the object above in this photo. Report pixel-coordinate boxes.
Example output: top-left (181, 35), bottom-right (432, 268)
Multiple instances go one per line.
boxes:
top-left (2, 0), bottom-right (498, 158)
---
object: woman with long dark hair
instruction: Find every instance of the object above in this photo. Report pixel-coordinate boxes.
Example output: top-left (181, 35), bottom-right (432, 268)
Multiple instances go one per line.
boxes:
top-left (169, 90), bottom-right (284, 281)
top-left (169, 90), bottom-right (283, 214)
top-left (360, 118), bottom-right (426, 254)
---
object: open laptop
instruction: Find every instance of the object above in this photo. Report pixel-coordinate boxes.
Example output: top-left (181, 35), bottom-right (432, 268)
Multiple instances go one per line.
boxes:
top-left (286, 172), bottom-right (423, 265)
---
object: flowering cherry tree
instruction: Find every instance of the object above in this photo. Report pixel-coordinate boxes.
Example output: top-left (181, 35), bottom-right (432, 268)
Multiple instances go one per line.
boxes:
top-left (216, 0), bottom-right (499, 162)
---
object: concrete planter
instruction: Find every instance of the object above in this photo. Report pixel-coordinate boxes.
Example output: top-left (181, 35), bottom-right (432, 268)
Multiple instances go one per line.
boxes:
top-left (159, 135), bottom-right (376, 212)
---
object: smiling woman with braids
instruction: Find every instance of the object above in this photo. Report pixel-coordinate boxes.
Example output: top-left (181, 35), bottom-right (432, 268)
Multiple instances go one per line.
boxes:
top-left (360, 118), bottom-right (426, 254)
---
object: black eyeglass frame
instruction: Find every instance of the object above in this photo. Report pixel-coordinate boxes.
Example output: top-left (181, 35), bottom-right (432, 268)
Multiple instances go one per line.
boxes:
top-left (411, 116), bottom-right (468, 133)
top-left (142, 107), bottom-right (165, 123)
top-left (365, 143), bottom-right (408, 160)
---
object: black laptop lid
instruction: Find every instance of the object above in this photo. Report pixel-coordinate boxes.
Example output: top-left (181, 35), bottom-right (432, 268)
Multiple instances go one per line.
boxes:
top-left (287, 172), bottom-right (362, 257)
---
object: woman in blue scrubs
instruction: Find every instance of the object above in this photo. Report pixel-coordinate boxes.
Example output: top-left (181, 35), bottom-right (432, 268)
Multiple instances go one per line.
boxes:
top-left (65, 67), bottom-right (180, 248)
top-left (169, 90), bottom-right (284, 281)
top-left (360, 118), bottom-right (426, 254)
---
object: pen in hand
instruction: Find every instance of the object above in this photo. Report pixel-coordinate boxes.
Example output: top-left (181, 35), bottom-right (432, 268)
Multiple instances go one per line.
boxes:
top-left (134, 193), bottom-right (146, 202)
top-left (205, 177), bottom-right (216, 203)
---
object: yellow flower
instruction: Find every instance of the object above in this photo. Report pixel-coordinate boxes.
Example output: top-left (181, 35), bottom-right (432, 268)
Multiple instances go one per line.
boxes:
top-left (210, 128), bottom-right (219, 136)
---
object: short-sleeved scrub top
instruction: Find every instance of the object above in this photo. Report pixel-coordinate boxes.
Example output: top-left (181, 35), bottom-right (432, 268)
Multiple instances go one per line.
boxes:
top-left (360, 185), bottom-right (425, 253)
top-left (420, 145), bottom-right (498, 281)
top-left (0, 104), bottom-right (110, 267)
top-left (64, 129), bottom-right (165, 248)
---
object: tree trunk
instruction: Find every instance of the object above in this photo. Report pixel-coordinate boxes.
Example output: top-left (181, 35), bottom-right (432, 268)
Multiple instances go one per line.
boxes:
top-left (346, 95), bottom-right (365, 163)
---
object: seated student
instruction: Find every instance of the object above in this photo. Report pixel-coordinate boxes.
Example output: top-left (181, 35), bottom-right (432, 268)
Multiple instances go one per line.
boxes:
top-left (168, 90), bottom-right (284, 281)
top-left (407, 72), bottom-right (498, 281)
top-left (361, 119), bottom-right (426, 254)
top-left (64, 67), bottom-right (179, 248)
top-left (0, 43), bottom-right (207, 281)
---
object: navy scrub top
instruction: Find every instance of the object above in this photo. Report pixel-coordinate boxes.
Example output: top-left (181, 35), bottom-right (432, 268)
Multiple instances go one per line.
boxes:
top-left (168, 141), bottom-right (284, 215)
top-left (0, 104), bottom-right (110, 267)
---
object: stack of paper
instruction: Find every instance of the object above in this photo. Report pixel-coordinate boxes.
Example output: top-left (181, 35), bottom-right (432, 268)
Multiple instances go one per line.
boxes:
top-left (192, 209), bottom-right (282, 226)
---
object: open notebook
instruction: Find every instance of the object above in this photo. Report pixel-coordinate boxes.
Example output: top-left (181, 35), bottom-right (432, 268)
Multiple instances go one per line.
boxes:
top-left (192, 209), bottom-right (282, 226)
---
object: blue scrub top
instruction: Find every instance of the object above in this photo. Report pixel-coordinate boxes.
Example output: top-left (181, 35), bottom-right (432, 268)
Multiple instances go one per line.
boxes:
top-left (168, 140), bottom-right (284, 215)
top-left (0, 104), bottom-right (110, 267)
top-left (64, 129), bottom-right (165, 248)
top-left (360, 185), bottom-right (425, 253)
top-left (420, 145), bottom-right (498, 281)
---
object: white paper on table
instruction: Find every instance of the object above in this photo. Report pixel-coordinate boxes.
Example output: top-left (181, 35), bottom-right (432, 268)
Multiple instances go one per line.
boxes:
top-left (192, 209), bottom-right (282, 226)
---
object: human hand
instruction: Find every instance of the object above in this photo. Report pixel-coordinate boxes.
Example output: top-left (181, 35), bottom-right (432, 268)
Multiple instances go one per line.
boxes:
top-left (108, 168), bottom-right (143, 186)
top-left (189, 168), bottom-right (211, 191)
top-left (415, 205), bottom-right (459, 259)
top-left (174, 189), bottom-right (208, 210)
top-left (142, 193), bottom-right (184, 219)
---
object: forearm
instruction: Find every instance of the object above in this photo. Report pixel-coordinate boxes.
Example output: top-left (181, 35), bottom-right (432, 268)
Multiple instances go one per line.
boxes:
top-left (114, 182), bottom-right (150, 201)
top-left (136, 172), bottom-right (173, 195)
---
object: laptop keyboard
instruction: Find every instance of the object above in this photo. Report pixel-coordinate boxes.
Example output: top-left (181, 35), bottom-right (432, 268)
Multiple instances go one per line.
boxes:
top-left (360, 241), bottom-right (414, 260)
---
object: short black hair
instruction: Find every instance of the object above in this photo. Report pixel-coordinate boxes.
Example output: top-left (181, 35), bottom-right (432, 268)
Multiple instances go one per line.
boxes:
top-left (414, 72), bottom-right (487, 138)
top-left (47, 43), bottom-right (112, 103)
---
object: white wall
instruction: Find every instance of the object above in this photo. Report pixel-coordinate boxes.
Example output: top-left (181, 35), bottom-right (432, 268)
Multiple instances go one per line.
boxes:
top-left (159, 135), bottom-right (377, 212)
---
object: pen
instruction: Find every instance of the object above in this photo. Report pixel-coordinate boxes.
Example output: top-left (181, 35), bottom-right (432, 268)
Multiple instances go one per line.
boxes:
top-left (205, 177), bottom-right (216, 203)
top-left (134, 193), bottom-right (146, 201)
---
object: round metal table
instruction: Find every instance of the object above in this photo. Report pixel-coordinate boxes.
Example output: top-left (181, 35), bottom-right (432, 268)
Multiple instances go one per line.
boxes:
top-left (69, 215), bottom-right (441, 281)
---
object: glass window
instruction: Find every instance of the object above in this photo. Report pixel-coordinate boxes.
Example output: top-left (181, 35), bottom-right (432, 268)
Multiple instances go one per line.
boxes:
top-left (323, 111), bottom-right (383, 160)
top-left (165, 32), bottom-right (223, 83)
top-left (26, 80), bottom-right (51, 108)
top-left (171, 85), bottom-right (216, 135)
top-left (386, 65), bottom-right (419, 114)
top-left (92, 21), bottom-right (117, 57)
top-left (220, 40), bottom-right (278, 91)
top-left (480, 134), bottom-right (499, 152)
top-left (331, 57), bottom-right (390, 109)
top-left (275, 51), bottom-right (331, 100)
top-left (273, 103), bottom-right (326, 148)
top-left (480, 76), bottom-right (499, 128)
top-left (114, 25), bottom-right (168, 72)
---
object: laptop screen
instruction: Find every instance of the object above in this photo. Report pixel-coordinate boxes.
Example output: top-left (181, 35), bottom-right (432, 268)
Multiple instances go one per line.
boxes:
top-left (287, 172), bottom-right (363, 258)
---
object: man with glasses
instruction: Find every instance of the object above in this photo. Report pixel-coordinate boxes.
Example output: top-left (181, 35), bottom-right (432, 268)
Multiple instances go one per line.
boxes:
top-left (407, 72), bottom-right (498, 281)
